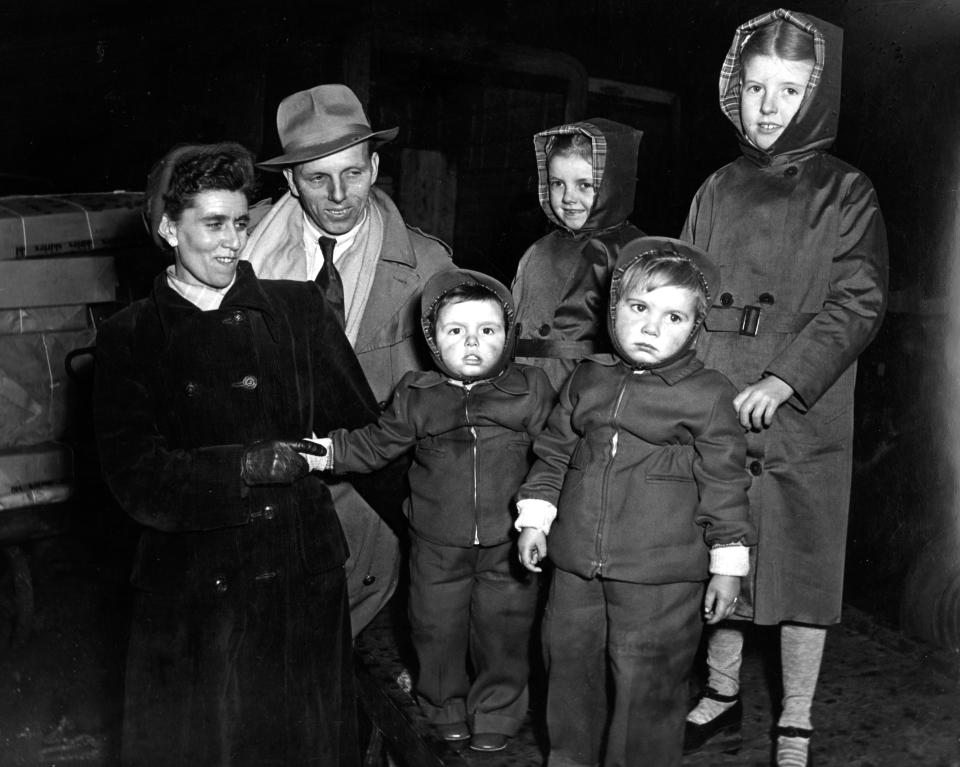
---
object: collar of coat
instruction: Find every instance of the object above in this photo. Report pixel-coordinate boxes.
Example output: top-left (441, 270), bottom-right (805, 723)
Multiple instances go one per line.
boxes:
top-left (584, 349), bottom-right (704, 385)
top-left (151, 261), bottom-right (282, 342)
top-left (405, 363), bottom-right (534, 396)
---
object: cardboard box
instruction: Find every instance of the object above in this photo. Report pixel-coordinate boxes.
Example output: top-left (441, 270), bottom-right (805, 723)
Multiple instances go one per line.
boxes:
top-left (0, 442), bottom-right (74, 510)
top-left (0, 305), bottom-right (91, 335)
top-left (0, 328), bottom-right (96, 446)
top-left (0, 191), bottom-right (146, 260)
top-left (0, 256), bottom-right (118, 308)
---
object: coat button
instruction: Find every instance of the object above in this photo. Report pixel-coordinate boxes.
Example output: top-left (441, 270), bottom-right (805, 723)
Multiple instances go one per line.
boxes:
top-left (749, 460), bottom-right (763, 476)
top-left (720, 293), bottom-right (734, 307)
top-left (362, 574), bottom-right (377, 586)
top-left (232, 375), bottom-right (258, 390)
top-left (785, 166), bottom-right (798, 177)
top-left (213, 576), bottom-right (229, 594)
top-left (184, 381), bottom-right (199, 397)
top-left (758, 293), bottom-right (775, 305)
top-left (538, 323), bottom-right (551, 336)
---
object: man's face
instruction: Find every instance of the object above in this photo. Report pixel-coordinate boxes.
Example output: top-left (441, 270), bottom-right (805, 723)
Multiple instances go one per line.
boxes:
top-left (284, 143), bottom-right (379, 235)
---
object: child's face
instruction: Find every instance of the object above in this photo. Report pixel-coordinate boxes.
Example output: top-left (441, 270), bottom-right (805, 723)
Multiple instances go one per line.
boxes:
top-left (614, 284), bottom-right (698, 366)
top-left (547, 153), bottom-right (595, 230)
top-left (739, 54), bottom-right (814, 150)
top-left (435, 298), bottom-right (506, 379)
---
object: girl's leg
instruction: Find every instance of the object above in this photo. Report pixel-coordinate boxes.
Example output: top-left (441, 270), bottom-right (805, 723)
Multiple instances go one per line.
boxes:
top-left (776, 623), bottom-right (826, 767)
top-left (467, 540), bottom-right (538, 737)
top-left (685, 624), bottom-right (744, 722)
top-left (543, 569), bottom-right (606, 767)
top-left (605, 580), bottom-right (702, 767)
top-left (408, 534), bottom-right (474, 727)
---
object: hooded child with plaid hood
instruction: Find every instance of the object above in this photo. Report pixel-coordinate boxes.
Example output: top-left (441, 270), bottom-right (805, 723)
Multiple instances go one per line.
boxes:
top-left (512, 118), bottom-right (644, 391)
top-left (680, 10), bottom-right (888, 767)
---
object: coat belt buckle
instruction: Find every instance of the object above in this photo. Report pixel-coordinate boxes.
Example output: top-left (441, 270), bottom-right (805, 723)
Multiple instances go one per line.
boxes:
top-left (739, 305), bottom-right (761, 336)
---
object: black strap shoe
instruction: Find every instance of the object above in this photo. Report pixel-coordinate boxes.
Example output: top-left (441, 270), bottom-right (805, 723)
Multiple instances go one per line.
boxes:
top-left (683, 687), bottom-right (743, 755)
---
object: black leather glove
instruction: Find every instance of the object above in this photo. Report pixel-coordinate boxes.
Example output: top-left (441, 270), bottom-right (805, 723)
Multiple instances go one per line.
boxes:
top-left (241, 439), bottom-right (327, 486)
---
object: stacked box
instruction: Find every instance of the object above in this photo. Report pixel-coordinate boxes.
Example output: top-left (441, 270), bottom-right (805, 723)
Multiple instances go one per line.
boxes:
top-left (0, 442), bottom-right (74, 511)
top-left (0, 191), bottom-right (146, 260)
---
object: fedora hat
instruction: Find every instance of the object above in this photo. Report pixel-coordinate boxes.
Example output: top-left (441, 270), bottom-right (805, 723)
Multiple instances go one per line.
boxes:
top-left (259, 84), bottom-right (399, 169)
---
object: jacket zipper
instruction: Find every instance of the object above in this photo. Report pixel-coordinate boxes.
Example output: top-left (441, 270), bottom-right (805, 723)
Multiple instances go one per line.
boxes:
top-left (595, 372), bottom-right (630, 574)
top-left (465, 392), bottom-right (479, 545)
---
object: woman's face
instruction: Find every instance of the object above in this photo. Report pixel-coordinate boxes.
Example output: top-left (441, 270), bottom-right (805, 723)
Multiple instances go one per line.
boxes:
top-left (161, 190), bottom-right (250, 289)
top-left (739, 53), bottom-right (814, 150)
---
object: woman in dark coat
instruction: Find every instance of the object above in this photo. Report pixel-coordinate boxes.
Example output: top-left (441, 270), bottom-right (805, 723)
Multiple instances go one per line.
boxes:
top-left (680, 10), bottom-right (888, 766)
top-left (94, 143), bottom-right (384, 766)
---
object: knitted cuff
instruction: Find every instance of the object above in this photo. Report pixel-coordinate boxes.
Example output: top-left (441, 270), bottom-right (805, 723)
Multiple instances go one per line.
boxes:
top-left (709, 543), bottom-right (750, 576)
top-left (514, 498), bottom-right (558, 534)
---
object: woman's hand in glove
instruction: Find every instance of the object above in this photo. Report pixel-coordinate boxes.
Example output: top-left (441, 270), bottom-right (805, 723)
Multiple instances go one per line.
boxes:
top-left (241, 439), bottom-right (327, 486)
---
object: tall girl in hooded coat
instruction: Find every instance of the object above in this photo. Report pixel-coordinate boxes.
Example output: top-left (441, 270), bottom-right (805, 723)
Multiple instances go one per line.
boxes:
top-left (680, 10), bottom-right (888, 767)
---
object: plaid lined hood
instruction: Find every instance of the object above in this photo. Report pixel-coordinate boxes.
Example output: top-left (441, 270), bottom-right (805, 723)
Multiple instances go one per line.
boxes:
top-left (719, 9), bottom-right (842, 163)
top-left (533, 118), bottom-right (642, 234)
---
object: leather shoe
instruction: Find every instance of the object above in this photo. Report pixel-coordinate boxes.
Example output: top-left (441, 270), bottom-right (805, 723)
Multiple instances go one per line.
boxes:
top-left (469, 733), bottom-right (509, 752)
top-left (435, 722), bottom-right (470, 742)
top-left (683, 689), bottom-right (743, 755)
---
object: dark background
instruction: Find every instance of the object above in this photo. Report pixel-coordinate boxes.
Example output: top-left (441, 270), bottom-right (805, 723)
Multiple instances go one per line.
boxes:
top-left (2, 0), bottom-right (958, 641)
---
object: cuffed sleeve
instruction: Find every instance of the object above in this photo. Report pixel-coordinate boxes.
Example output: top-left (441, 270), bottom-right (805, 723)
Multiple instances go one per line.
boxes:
top-left (514, 498), bottom-right (558, 534)
top-left (709, 543), bottom-right (750, 576)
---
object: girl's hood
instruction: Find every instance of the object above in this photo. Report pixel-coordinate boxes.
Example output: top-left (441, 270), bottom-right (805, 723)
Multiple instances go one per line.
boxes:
top-left (719, 8), bottom-right (843, 163)
top-left (607, 236), bottom-right (720, 371)
top-left (534, 118), bottom-right (642, 234)
top-left (420, 268), bottom-right (517, 383)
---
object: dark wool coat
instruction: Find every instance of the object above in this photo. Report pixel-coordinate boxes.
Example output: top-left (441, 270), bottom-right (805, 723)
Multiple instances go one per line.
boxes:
top-left (681, 10), bottom-right (888, 625)
top-left (518, 237), bottom-right (755, 584)
top-left (330, 269), bottom-right (555, 547)
top-left (512, 118), bottom-right (645, 391)
top-left (95, 261), bottom-right (387, 766)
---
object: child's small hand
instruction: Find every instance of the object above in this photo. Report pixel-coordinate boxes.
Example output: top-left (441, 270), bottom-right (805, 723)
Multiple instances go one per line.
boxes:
top-left (518, 528), bottom-right (548, 573)
top-left (702, 574), bottom-right (741, 625)
top-left (733, 376), bottom-right (794, 430)
top-left (301, 437), bottom-right (334, 472)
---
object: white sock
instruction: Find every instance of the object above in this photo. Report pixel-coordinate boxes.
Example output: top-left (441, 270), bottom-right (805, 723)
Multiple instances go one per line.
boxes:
top-left (776, 734), bottom-right (810, 767)
top-left (779, 624), bottom-right (826, 730)
top-left (775, 624), bottom-right (824, 767)
top-left (687, 626), bottom-right (744, 724)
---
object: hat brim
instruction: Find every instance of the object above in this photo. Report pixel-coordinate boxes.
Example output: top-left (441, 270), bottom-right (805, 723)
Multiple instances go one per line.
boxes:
top-left (257, 127), bottom-right (399, 171)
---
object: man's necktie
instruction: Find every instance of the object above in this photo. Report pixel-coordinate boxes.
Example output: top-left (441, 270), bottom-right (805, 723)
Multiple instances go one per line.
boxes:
top-left (315, 236), bottom-right (345, 328)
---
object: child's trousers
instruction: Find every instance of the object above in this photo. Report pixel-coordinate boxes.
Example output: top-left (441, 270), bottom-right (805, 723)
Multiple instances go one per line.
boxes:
top-left (543, 569), bottom-right (703, 767)
top-left (409, 534), bottom-right (539, 735)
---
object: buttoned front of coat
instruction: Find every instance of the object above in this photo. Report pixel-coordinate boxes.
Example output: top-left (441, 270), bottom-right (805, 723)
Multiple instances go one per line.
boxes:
top-left (95, 262), bottom-right (383, 597)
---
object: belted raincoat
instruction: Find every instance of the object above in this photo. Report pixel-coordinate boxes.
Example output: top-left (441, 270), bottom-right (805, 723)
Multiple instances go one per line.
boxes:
top-left (681, 9), bottom-right (888, 625)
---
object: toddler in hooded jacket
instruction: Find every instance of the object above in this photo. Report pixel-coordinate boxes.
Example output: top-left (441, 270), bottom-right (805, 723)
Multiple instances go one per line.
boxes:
top-left (516, 236), bottom-right (755, 767)
top-left (313, 268), bottom-right (554, 753)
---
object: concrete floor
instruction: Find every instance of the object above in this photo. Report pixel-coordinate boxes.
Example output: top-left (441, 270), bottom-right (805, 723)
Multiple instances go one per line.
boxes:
top-left (0, 533), bottom-right (958, 767)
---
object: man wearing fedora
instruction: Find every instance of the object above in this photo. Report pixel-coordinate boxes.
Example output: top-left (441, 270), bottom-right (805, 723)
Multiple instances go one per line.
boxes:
top-left (242, 83), bottom-right (454, 637)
